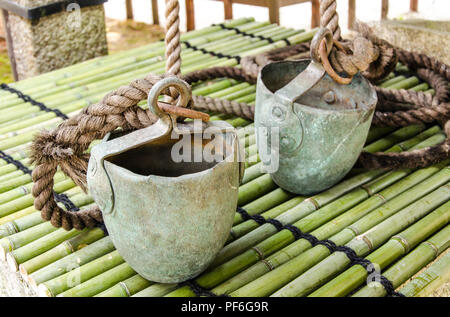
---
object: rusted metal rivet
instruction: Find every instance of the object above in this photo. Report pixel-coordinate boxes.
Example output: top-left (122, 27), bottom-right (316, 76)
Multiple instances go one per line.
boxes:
top-left (323, 91), bottom-right (336, 104)
top-left (281, 135), bottom-right (294, 148)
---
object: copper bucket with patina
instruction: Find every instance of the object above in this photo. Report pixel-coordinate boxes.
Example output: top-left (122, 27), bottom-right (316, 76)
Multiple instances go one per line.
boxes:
top-left (87, 77), bottom-right (244, 283)
top-left (255, 29), bottom-right (377, 195)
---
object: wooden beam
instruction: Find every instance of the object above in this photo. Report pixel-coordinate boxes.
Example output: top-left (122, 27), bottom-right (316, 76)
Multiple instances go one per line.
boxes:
top-left (1, 10), bottom-right (18, 81)
top-left (348, 0), bottom-right (355, 29)
top-left (186, 0), bottom-right (195, 31)
top-left (410, 0), bottom-right (418, 12)
top-left (311, 0), bottom-right (319, 28)
top-left (0, 12), bottom-right (4, 39)
top-left (381, 0), bottom-right (389, 20)
top-left (125, 0), bottom-right (133, 20)
top-left (267, 0), bottom-right (280, 25)
top-left (224, 0), bottom-right (233, 20)
top-left (151, 0), bottom-right (159, 25)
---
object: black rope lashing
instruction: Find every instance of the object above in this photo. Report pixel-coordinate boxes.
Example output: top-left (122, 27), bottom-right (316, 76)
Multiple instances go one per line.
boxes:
top-left (53, 193), bottom-right (80, 212)
top-left (236, 206), bottom-right (266, 225)
top-left (214, 23), bottom-right (292, 46)
top-left (237, 206), bottom-right (403, 297)
top-left (0, 150), bottom-right (32, 175)
top-left (183, 40), bottom-right (242, 63)
top-left (214, 23), bottom-right (274, 43)
top-left (0, 83), bottom-right (68, 120)
top-left (0, 150), bottom-right (80, 212)
top-left (333, 245), bottom-right (405, 297)
top-left (179, 280), bottom-right (230, 297)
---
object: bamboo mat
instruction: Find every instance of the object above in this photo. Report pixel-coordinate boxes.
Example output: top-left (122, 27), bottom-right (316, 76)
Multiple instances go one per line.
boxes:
top-left (0, 18), bottom-right (448, 297)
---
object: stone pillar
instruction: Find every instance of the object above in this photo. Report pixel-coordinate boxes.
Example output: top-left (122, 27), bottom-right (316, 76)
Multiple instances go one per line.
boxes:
top-left (369, 20), bottom-right (450, 66)
top-left (2, 0), bottom-right (108, 80)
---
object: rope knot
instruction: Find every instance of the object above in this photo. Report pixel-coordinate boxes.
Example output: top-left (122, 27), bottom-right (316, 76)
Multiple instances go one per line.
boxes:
top-left (330, 37), bottom-right (380, 77)
top-left (30, 130), bottom-right (75, 165)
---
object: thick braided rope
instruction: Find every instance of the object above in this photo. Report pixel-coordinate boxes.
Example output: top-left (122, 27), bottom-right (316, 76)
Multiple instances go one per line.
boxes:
top-left (318, 0), bottom-right (386, 79)
top-left (31, 74), bottom-right (165, 230)
top-left (320, 0), bottom-right (341, 40)
top-left (165, 0), bottom-right (182, 76)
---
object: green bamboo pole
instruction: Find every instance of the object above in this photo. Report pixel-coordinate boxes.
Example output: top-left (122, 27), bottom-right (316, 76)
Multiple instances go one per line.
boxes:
top-left (0, 178), bottom-right (76, 218)
top-left (6, 227), bottom-right (86, 271)
top-left (241, 162), bottom-right (264, 184)
top-left (237, 174), bottom-right (277, 206)
top-left (224, 161), bottom-right (449, 297)
top-left (166, 135), bottom-right (449, 297)
top-left (398, 248), bottom-right (450, 297)
top-left (19, 227), bottom-right (105, 276)
top-left (376, 72), bottom-right (395, 84)
top-left (228, 196), bottom-right (306, 243)
top-left (222, 132), bottom-right (446, 285)
top-left (132, 283), bottom-right (179, 297)
top-left (234, 188), bottom-right (294, 225)
top-left (0, 211), bottom-right (42, 239)
top-left (95, 275), bottom-right (152, 297)
top-left (387, 76), bottom-right (420, 90)
top-left (410, 82), bottom-right (429, 92)
top-left (212, 125), bottom-right (428, 266)
top-left (0, 157), bottom-right (29, 174)
top-left (309, 199), bottom-right (450, 297)
top-left (0, 222), bottom-right (58, 261)
top-left (38, 249), bottom-right (125, 297)
top-left (353, 225), bottom-right (450, 297)
top-left (0, 169), bottom-right (24, 181)
top-left (0, 152), bottom-right (28, 168)
top-left (271, 182), bottom-right (450, 297)
top-left (0, 188), bottom-right (85, 257)
top-left (57, 262), bottom-right (136, 297)
top-left (0, 173), bottom-right (65, 205)
top-left (379, 75), bottom-right (406, 88)
top-left (28, 236), bottom-right (115, 289)
top-left (0, 192), bottom-right (92, 238)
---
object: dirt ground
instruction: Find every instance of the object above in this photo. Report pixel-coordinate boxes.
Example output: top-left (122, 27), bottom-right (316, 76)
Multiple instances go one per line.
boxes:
top-left (0, 39), bottom-right (12, 83)
top-left (105, 18), bottom-right (164, 53)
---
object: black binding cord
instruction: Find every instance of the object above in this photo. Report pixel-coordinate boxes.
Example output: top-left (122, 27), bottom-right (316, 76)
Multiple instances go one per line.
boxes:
top-left (0, 149), bottom-right (79, 212)
top-left (235, 206), bottom-right (405, 297)
top-left (214, 23), bottom-right (292, 46)
top-left (1, 83), bottom-right (68, 120)
top-left (179, 280), bottom-right (230, 297)
top-left (183, 40), bottom-right (242, 63)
